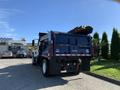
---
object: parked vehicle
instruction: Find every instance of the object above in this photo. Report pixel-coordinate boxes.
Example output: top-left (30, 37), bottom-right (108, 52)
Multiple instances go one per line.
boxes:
top-left (0, 38), bottom-right (27, 58)
top-left (0, 42), bottom-right (13, 58)
top-left (1, 51), bottom-right (13, 58)
top-left (16, 49), bottom-right (27, 58)
top-left (32, 26), bottom-right (93, 77)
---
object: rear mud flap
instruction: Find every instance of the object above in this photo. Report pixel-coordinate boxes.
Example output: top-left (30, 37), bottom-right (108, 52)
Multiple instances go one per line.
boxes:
top-left (81, 59), bottom-right (90, 71)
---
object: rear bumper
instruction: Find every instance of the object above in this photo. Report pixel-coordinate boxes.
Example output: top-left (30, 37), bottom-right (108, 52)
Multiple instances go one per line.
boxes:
top-left (55, 54), bottom-right (91, 57)
top-left (50, 54), bottom-right (92, 62)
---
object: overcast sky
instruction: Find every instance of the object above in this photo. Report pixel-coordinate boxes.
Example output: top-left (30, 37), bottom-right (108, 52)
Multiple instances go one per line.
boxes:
top-left (0, 0), bottom-right (120, 42)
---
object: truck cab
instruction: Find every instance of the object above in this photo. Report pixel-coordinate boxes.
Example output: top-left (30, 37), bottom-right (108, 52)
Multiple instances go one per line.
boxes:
top-left (32, 26), bottom-right (93, 77)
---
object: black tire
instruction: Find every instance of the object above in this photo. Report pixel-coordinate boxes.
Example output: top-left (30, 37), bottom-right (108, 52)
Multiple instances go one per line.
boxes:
top-left (69, 63), bottom-right (80, 75)
top-left (75, 63), bottom-right (80, 75)
top-left (42, 59), bottom-right (49, 77)
top-left (32, 57), bottom-right (37, 66)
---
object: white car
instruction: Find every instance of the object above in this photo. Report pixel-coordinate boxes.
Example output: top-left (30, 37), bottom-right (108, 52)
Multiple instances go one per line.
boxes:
top-left (16, 50), bottom-right (27, 58)
top-left (2, 51), bottom-right (13, 58)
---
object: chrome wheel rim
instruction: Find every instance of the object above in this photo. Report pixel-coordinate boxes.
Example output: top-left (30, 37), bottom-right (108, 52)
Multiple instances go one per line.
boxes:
top-left (42, 60), bottom-right (47, 74)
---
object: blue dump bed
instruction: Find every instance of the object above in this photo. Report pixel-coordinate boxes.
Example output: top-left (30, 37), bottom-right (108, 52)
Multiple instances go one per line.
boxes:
top-left (54, 33), bottom-right (92, 56)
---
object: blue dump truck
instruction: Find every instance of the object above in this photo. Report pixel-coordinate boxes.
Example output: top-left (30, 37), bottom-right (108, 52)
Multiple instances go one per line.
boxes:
top-left (32, 26), bottom-right (93, 77)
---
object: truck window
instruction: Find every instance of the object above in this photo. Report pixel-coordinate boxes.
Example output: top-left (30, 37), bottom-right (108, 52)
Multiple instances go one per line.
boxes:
top-left (40, 39), bottom-right (48, 51)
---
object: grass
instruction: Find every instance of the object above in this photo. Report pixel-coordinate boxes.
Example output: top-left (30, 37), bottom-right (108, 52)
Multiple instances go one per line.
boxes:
top-left (91, 59), bottom-right (120, 81)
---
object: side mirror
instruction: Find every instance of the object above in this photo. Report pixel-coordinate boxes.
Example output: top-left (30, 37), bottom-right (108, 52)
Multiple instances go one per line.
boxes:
top-left (32, 40), bottom-right (35, 46)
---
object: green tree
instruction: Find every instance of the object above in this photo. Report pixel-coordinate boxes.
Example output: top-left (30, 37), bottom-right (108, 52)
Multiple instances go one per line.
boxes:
top-left (93, 32), bottom-right (99, 43)
top-left (118, 33), bottom-right (120, 59)
top-left (101, 32), bottom-right (109, 59)
top-left (111, 28), bottom-right (119, 60)
top-left (93, 32), bottom-right (100, 57)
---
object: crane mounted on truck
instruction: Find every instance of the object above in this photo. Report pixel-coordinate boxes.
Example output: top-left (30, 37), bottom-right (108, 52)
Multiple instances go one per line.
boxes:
top-left (32, 26), bottom-right (93, 77)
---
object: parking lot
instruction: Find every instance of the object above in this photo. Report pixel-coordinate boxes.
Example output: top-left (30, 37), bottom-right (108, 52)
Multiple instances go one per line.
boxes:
top-left (0, 58), bottom-right (120, 90)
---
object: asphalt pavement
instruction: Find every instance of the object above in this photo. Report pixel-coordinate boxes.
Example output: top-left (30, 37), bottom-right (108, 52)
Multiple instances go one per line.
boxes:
top-left (0, 58), bottom-right (120, 90)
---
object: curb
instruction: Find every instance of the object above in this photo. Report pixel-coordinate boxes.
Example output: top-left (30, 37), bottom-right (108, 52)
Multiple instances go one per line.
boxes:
top-left (83, 71), bottom-right (120, 86)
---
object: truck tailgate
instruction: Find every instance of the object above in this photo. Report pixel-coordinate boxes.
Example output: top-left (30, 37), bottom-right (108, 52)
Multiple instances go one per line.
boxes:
top-left (54, 34), bottom-right (91, 56)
